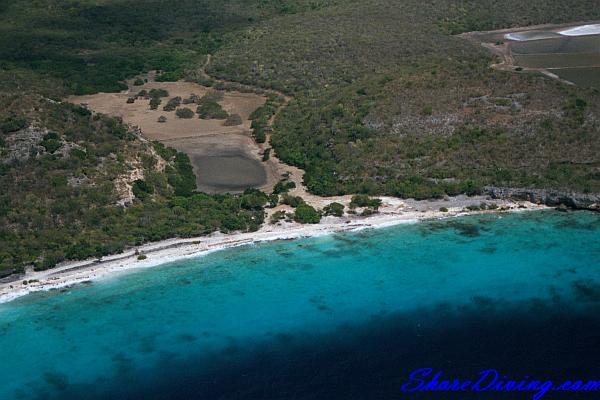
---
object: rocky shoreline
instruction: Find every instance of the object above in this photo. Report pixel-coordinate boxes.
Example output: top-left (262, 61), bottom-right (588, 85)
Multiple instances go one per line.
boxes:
top-left (485, 187), bottom-right (600, 211)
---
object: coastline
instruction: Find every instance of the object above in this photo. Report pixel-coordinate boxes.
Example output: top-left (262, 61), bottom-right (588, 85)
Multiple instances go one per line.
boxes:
top-left (0, 196), bottom-right (548, 305)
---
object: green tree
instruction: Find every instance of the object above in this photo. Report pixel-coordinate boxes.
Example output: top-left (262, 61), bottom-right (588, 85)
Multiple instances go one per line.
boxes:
top-left (323, 202), bottom-right (344, 217)
top-left (294, 204), bottom-right (321, 224)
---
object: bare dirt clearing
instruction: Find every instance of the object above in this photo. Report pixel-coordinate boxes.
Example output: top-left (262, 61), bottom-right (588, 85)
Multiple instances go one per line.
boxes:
top-left (68, 79), bottom-right (277, 194)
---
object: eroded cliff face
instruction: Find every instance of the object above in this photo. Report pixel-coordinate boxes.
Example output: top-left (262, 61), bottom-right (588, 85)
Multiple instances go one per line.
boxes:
top-left (485, 186), bottom-right (600, 211)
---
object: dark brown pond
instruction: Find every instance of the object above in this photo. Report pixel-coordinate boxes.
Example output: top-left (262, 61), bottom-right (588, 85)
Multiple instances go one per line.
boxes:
top-left (192, 153), bottom-right (267, 194)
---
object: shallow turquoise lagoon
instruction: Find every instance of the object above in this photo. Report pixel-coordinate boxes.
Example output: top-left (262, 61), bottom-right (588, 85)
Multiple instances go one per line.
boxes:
top-left (0, 211), bottom-right (599, 399)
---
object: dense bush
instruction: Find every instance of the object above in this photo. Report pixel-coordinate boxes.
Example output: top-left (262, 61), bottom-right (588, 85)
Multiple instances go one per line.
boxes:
top-left (272, 180), bottom-right (296, 194)
top-left (293, 204), bottom-right (321, 224)
top-left (163, 97), bottom-right (182, 111)
top-left (132, 179), bottom-right (154, 201)
top-left (196, 101), bottom-right (228, 119)
top-left (211, 0), bottom-right (600, 196)
top-left (349, 195), bottom-right (382, 209)
top-left (262, 148), bottom-right (271, 161)
top-left (281, 194), bottom-right (305, 208)
top-left (0, 100), bottom-right (271, 272)
top-left (0, 117), bottom-right (28, 133)
top-left (323, 202), bottom-right (344, 217)
top-left (176, 108), bottom-right (195, 119)
top-left (149, 97), bottom-right (161, 110)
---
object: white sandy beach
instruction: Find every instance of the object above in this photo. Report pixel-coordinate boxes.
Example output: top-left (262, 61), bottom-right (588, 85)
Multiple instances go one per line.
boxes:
top-left (0, 196), bottom-right (548, 305)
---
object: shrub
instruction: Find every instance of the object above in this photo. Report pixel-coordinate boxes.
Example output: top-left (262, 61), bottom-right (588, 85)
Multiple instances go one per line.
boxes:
top-left (149, 97), bottom-right (161, 110)
top-left (182, 95), bottom-right (199, 104)
top-left (158, 116), bottom-right (167, 123)
top-left (196, 101), bottom-right (228, 119)
top-left (149, 89), bottom-right (169, 98)
top-left (324, 202), bottom-right (344, 217)
top-left (361, 208), bottom-right (376, 216)
top-left (0, 117), bottom-right (28, 133)
top-left (268, 194), bottom-right (279, 207)
top-left (41, 132), bottom-right (62, 153)
top-left (253, 127), bottom-right (266, 143)
top-left (137, 254), bottom-right (147, 260)
top-left (270, 210), bottom-right (286, 224)
top-left (126, 97), bottom-right (135, 104)
top-left (176, 108), bottom-right (195, 119)
top-left (282, 194), bottom-right (305, 208)
top-left (240, 189), bottom-right (268, 210)
top-left (262, 148), bottom-right (271, 161)
top-left (132, 179), bottom-right (154, 201)
top-left (439, 207), bottom-right (449, 212)
top-left (273, 180), bottom-right (296, 194)
top-left (350, 194), bottom-right (382, 209)
top-left (224, 113), bottom-right (243, 126)
top-left (133, 79), bottom-right (144, 86)
top-left (163, 97), bottom-right (182, 111)
top-left (294, 204), bottom-right (321, 224)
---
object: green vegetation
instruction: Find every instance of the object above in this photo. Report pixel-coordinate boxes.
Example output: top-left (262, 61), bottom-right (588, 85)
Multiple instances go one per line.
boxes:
top-left (272, 180), bottom-right (296, 194)
top-left (249, 95), bottom-right (284, 144)
top-left (40, 132), bottom-right (62, 154)
top-left (132, 179), bottom-right (154, 201)
top-left (323, 202), bottom-right (345, 217)
top-left (149, 97), bottom-right (161, 110)
top-left (293, 204), bottom-right (321, 224)
top-left (175, 108), bottom-right (195, 119)
top-left (281, 194), bottom-right (305, 208)
top-left (262, 148), bottom-right (271, 161)
top-left (2, 0), bottom-right (600, 274)
top-left (0, 0), bottom-right (332, 96)
top-left (0, 99), bottom-right (267, 274)
top-left (163, 97), bottom-right (182, 111)
top-left (349, 195), bottom-right (382, 210)
top-left (195, 92), bottom-right (228, 119)
top-left (270, 210), bottom-right (287, 224)
top-left (209, 0), bottom-right (600, 197)
top-left (149, 89), bottom-right (169, 99)
top-left (196, 101), bottom-right (228, 119)
top-left (1, 117), bottom-right (28, 134)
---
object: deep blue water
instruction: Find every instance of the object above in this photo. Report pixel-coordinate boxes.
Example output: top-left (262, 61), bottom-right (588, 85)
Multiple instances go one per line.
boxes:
top-left (0, 211), bottom-right (599, 400)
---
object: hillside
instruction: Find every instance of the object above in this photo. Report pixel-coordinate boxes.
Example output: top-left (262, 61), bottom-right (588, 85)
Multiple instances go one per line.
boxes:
top-left (1, 0), bottom-right (600, 274)
top-left (0, 0), bottom-right (308, 274)
top-left (209, 0), bottom-right (600, 197)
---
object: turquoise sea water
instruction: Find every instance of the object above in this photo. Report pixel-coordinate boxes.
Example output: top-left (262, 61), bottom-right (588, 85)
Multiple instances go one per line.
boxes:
top-left (0, 211), bottom-right (599, 400)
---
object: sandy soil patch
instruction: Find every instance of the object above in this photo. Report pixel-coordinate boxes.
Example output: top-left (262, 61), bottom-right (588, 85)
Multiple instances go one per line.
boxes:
top-left (68, 79), bottom-right (277, 193)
